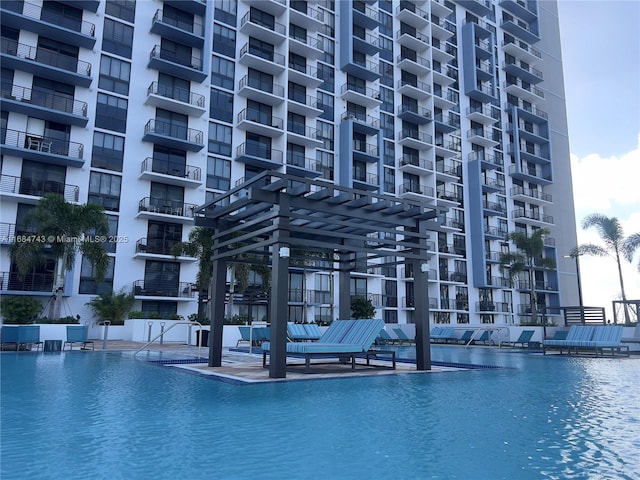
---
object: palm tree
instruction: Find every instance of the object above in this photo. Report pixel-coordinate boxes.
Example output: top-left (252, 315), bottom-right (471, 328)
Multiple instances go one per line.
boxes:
top-left (171, 226), bottom-right (214, 323)
top-left (576, 214), bottom-right (640, 325)
top-left (9, 194), bottom-right (109, 320)
top-left (500, 228), bottom-right (556, 336)
top-left (86, 288), bottom-right (135, 325)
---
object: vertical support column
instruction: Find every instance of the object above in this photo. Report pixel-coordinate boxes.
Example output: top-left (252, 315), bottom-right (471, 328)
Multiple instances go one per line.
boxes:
top-left (412, 220), bottom-right (431, 370)
top-left (338, 250), bottom-right (351, 320)
top-left (269, 197), bottom-right (290, 379)
top-left (208, 255), bottom-right (227, 367)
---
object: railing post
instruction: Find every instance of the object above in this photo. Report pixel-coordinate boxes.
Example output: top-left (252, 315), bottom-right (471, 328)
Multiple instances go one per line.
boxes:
top-left (147, 321), bottom-right (153, 342)
top-left (159, 322), bottom-right (166, 345)
top-left (102, 321), bottom-right (110, 350)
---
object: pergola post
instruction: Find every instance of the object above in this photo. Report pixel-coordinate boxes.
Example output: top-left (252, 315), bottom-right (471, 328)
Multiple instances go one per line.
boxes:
top-left (269, 201), bottom-right (290, 379)
top-left (208, 255), bottom-right (227, 367)
top-left (338, 251), bottom-right (351, 320)
top-left (412, 220), bottom-right (431, 370)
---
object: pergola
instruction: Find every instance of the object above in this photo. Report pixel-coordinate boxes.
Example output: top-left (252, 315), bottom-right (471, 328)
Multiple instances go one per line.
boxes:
top-left (194, 171), bottom-right (444, 378)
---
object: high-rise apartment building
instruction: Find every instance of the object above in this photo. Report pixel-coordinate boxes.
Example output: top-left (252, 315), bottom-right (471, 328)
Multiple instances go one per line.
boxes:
top-left (0, 0), bottom-right (578, 327)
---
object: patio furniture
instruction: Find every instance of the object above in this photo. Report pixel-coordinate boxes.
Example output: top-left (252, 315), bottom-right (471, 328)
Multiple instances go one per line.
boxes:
top-left (63, 325), bottom-right (94, 351)
top-left (500, 330), bottom-right (535, 348)
top-left (393, 327), bottom-right (415, 344)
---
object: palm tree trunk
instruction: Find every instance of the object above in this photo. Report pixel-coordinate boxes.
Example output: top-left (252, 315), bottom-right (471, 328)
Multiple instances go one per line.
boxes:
top-left (615, 249), bottom-right (631, 325)
top-left (227, 269), bottom-right (235, 320)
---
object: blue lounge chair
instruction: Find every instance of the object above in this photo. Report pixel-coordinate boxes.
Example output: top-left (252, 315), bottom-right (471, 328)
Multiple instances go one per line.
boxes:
top-left (262, 319), bottom-right (395, 372)
top-left (376, 329), bottom-right (394, 345)
top-left (236, 326), bottom-right (251, 347)
top-left (303, 323), bottom-right (322, 340)
top-left (393, 328), bottom-right (415, 344)
top-left (543, 326), bottom-right (595, 355)
top-left (63, 326), bottom-right (94, 351)
top-left (580, 326), bottom-right (629, 357)
top-left (430, 327), bottom-right (455, 343)
top-left (287, 322), bottom-right (310, 341)
top-left (1, 326), bottom-right (20, 350)
top-left (475, 330), bottom-right (492, 345)
top-left (500, 330), bottom-right (535, 348)
top-left (20, 325), bottom-right (43, 351)
top-left (457, 330), bottom-right (475, 344)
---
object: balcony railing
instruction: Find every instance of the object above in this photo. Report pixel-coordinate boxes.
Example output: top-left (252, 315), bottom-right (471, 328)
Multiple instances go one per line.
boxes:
top-left (512, 208), bottom-right (553, 224)
top-left (236, 142), bottom-right (284, 163)
top-left (400, 155), bottom-right (433, 171)
top-left (239, 42), bottom-right (285, 66)
top-left (340, 83), bottom-right (380, 100)
top-left (397, 78), bottom-right (432, 93)
top-left (352, 139), bottom-right (378, 156)
top-left (397, 104), bottom-right (432, 119)
top-left (238, 74), bottom-right (285, 97)
top-left (1, 82), bottom-right (88, 117)
top-left (1, 271), bottom-right (54, 292)
top-left (510, 186), bottom-right (552, 202)
top-left (144, 119), bottom-right (203, 144)
top-left (1, 38), bottom-right (91, 76)
top-left (135, 237), bottom-right (194, 257)
top-left (0, 174), bottom-right (79, 202)
top-left (140, 157), bottom-right (201, 182)
top-left (154, 8), bottom-right (204, 36)
top-left (353, 171), bottom-right (379, 185)
top-left (2, 129), bottom-right (84, 159)
top-left (398, 129), bottom-right (433, 144)
top-left (133, 280), bottom-right (194, 298)
top-left (237, 109), bottom-right (284, 130)
top-left (342, 112), bottom-right (380, 128)
top-left (240, 10), bottom-right (286, 35)
top-left (399, 182), bottom-right (434, 197)
top-left (149, 44), bottom-right (202, 70)
top-left (138, 197), bottom-right (197, 218)
top-left (7, 1), bottom-right (96, 37)
top-left (147, 81), bottom-right (205, 108)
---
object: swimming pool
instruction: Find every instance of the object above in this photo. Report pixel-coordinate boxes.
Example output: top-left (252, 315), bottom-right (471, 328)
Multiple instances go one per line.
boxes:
top-left (2, 347), bottom-right (639, 479)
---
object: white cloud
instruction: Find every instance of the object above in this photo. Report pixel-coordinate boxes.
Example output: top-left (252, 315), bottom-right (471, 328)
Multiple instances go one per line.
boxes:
top-left (570, 137), bottom-right (640, 321)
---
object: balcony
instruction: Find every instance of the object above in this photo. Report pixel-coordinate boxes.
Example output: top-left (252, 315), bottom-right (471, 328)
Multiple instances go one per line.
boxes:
top-left (136, 198), bottom-right (197, 224)
top-left (509, 163), bottom-right (553, 185)
top-left (501, 39), bottom-right (542, 64)
top-left (510, 185), bottom-right (552, 204)
top-left (139, 157), bottom-right (202, 188)
top-left (395, 3), bottom-right (429, 29)
top-left (475, 301), bottom-right (497, 313)
top-left (307, 289), bottom-right (332, 304)
top-left (510, 141), bottom-right (550, 164)
top-left (509, 122), bottom-right (549, 143)
top-left (484, 251), bottom-right (503, 263)
top-left (397, 79), bottom-right (431, 100)
top-left (432, 87), bottom-right (459, 110)
top-left (353, 31), bottom-right (381, 56)
top-left (1, 271), bottom-right (54, 294)
top-left (468, 151), bottom-right (503, 170)
top-left (503, 79), bottom-right (544, 103)
top-left (512, 208), bottom-right (554, 226)
top-left (352, 2), bottom-right (380, 29)
top-left (1, 1), bottom-right (96, 49)
top-left (235, 109), bottom-right (284, 137)
top-left (288, 93), bottom-right (322, 117)
top-left (1, 82), bottom-right (88, 126)
top-left (399, 155), bottom-right (433, 175)
top-left (397, 129), bottom-right (433, 150)
top-left (341, 112), bottom-right (380, 136)
top-left (239, 11), bottom-right (286, 45)
top-left (148, 45), bottom-right (206, 83)
top-left (503, 59), bottom-right (543, 84)
top-left (482, 200), bottom-right (506, 216)
top-left (286, 155), bottom-right (322, 178)
top-left (431, 38), bottom-right (456, 64)
top-left (238, 42), bottom-right (286, 75)
top-left (435, 160), bottom-right (461, 181)
top-left (466, 81), bottom-right (496, 103)
top-left (343, 55), bottom-right (381, 82)
top-left (287, 63), bottom-right (323, 88)
top-left (164, 0), bottom-right (206, 16)
top-left (436, 190), bottom-right (461, 207)
top-left (237, 75), bottom-right (285, 105)
top-left (500, 0), bottom-right (538, 22)
top-left (0, 223), bottom-right (16, 244)
top-left (396, 53), bottom-right (431, 76)
top-left (142, 119), bottom-right (204, 152)
top-left (484, 226), bottom-right (508, 239)
top-left (431, 17), bottom-right (456, 41)
top-left (134, 238), bottom-right (196, 261)
top-left (289, 2), bottom-right (324, 29)
top-left (397, 104), bottom-right (432, 125)
top-left (145, 82), bottom-right (206, 117)
top-left (352, 171), bottom-right (379, 191)
top-left (1, 129), bottom-right (84, 168)
top-left (340, 83), bottom-right (382, 108)
top-left (501, 15), bottom-right (540, 44)
top-left (151, 9), bottom-right (204, 47)
top-left (466, 104), bottom-right (499, 125)
top-left (289, 34), bottom-right (323, 58)
top-left (481, 176), bottom-right (506, 194)
top-left (433, 112), bottom-right (460, 133)
top-left (467, 127), bottom-right (499, 147)
top-left (505, 100), bottom-right (548, 121)
top-left (56, 0), bottom-right (100, 12)
top-left (396, 28), bottom-right (430, 52)
top-left (287, 124), bottom-right (322, 147)
top-left (235, 142), bottom-right (284, 170)
top-left (457, 0), bottom-right (493, 17)
top-left (1, 39), bottom-right (92, 87)
top-left (352, 139), bottom-right (379, 163)
top-left (133, 280), bottom-right (195, 300)
top-left (0, 174), bottom-right (79, 204)
top-left (399, 182), bottom-right (435, 200)
top-left (432, 63), bottom-right (457, 86)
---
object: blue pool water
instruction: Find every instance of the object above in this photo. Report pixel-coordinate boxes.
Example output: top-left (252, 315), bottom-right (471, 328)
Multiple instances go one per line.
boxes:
top-left (2, 347), bottom-right (639, 480)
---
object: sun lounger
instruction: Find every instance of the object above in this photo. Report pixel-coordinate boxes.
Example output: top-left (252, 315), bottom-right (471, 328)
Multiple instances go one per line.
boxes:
top-left (622, 324), bottom-right (640, 344)
top-left (303, 323), bottom-right (322, 340)
top-left (287, 322), bottom-right (311, 341)
top-left (63, 326), bottom-right (94, 351)
top-left (430, 327), bottom-right (456, 343)
top-left (375, 328), bottom-right (394, 345)
top-left (500, 330), bottom-right (535, 348)
top-left (393, 328), bottom-right (415, 344)
top-left (262, 319), bottom-right (395, 372)
top-left (236, 326), bottom-right (251, 347)
top-left (475, 330), bottom-right (492, 345)
top-left (579, 325), bottom-right (629, 357)
top-left (1, 325), bottom-right (43, 351)
top-left (457, 330), bottom-right (475, 344)
top-left (543, 326), bottom-right (595, 355)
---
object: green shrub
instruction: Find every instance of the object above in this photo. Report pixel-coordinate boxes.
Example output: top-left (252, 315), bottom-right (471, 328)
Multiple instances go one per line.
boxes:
top-left (128, 310), bottom-right (145, 319)
top-left (86, 289), bottom-right (135, 325)
top-left (36, 315), bottom-right (80, 324)
top-left (0, 296), bottom-right (43, 324)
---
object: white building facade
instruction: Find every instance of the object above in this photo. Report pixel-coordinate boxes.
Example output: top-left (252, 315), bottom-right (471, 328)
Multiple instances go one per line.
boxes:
top-left (0, 0), bottom-right (579, 326)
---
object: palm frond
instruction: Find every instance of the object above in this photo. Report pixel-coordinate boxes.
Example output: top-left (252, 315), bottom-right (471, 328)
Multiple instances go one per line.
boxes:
top-left (622, 232), bottom-right (640, 266)
top-left (576, 243), bottom-right (609, 258)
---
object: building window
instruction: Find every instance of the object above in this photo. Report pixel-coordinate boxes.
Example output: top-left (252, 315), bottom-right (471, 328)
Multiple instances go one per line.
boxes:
top-left (88, 171), bottom-right (121, 211)
top-left (143, 261), bottom-right (180, 297)
top-left (287, 143), bottom-right (305, 167)
top-left (318, 35), bottom-right (334, 64)
top-left (102, 18), bottom-right (134, 58)
top-left (316, 121), bottom-right (333, 150)
top-left (208, 122), bottom-right (232, 157)
top-left (211, 55), bottom-right (235, 90)
top-left (160, 38), bottom-right (194, 68)
top-left (155, 108), bottom-right (189, 140)
top-left (289, 52), bottom-right (306, 73)
top-left (152, 145), bottom-right (186, 176)
top-left (380, 87), bottom-right (393, 113)
top-left (79, 256), bottom-right (114, 294)
top-left (214, 0), bottom-right (237, 26)
top-left (92, 131), bottom-right (125, 172)
top-left (383, 167), bottom-right (395, 194)
top-left (317, 62), bottom-right (334, 93)
top-left (213, 24), bottom-right (236, 57)
top-left (150, 182), bottom-right (184, 210)
top-left (105, 0), bottom-right (136, 23)
top-left (380, 61), bottom-right (393, 87)
top-left (247, 68), bottom-right (273, 92)
top-left (147, 221), bottom-right (183, 256)
top-left (207, 156), bottom-right (231, 191)
top-left (99, 55), bottom-right (130, 95)
top-left (210, 88), bottom-right (234, 123)
top-left (248, 37), bottom-right (274, 61)
top-left (141, 301), bottom-right (178, 317)
top-left (95, 93), bottom-right (128, 133)
top-left (316, 150), bottom-right (334, 181)
top-left (20, 161), bottom-right (66, 198)
top-left (157, 73), bottom-right (190, 103)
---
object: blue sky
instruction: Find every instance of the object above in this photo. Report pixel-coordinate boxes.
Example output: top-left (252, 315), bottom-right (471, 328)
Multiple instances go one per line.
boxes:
top-left (557, 0), bottom-right (640, 320)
